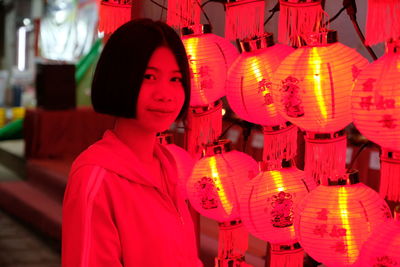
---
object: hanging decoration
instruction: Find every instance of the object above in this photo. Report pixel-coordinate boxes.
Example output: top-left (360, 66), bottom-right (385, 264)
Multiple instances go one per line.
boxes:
top-left (271, 30), bottom-right (369, 184)
top-left (355, 206), bottom-right (399, 267)
top-left (182, 24), bottom-right (238, 158)
top-left (186, 140), bottom-right (259, 265)
top-left (226, 33), bottom-right (296, 165)
top-left (294, 170), bottom-right (392, 267)
top-left (224, 0), bottom-right (265, 41)
top-left (98, 0), bottom-right (133, 34)
top-left (352, 16), bottom-right (400, 202)
top-left (157, 133), bottom-right (195, 200)
top-left (240, 160), bottom-right (316, 267)
top-left (278, 0), bottom-right (327, 47)
top-left (167, 0), bottom-right (201, 30)
top-left (365, 0), bottom-right (400, 46)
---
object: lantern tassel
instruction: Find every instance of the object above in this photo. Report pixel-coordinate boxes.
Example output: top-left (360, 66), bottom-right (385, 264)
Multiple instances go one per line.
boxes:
top-left (185, 101), bottom-right (223, 158)
top-left (365, 0), bottom-right (400, 46)
top-left (225, 0), bottom-right (265, 41)
top-left (263, 124), bottom-right (298, 167)
top-left (380, 152), bottom-right (400, 202)
top-left (278, 0), bottom-right (327, 47)
top-left (167, 0), bottom-right (201, 30)
top-left (98, 1), bottom-right (132, 34)
top-left (270, 242), bottom-right (304, 267)
top-left (304, 131), bottom-right (347, 185)
top-left (216, 220), bottom-right (249, 267)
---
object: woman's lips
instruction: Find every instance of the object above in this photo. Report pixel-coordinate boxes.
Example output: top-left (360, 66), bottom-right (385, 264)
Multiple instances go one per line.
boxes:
top-left (147, 108), bottom-right (176, 114)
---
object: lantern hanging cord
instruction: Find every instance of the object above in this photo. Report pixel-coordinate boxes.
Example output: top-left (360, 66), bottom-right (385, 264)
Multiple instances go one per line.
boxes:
top-left (347, 141), bottom-right (372, 172)
top-left (343, 0), bottom-right (378, 61)
top-left (264, 2), bottom-right (279, 26)
top-left (196, 0), bottom-right (213, 28)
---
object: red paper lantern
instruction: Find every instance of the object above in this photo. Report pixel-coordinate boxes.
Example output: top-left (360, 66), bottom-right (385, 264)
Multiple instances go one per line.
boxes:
top-left (182, 25), bottom-right (239, 107)
top-left (187, 140), bottom-right (258, 222)
top-left (294, 171), bottom-right (392, 267)
top-left (240, 161), bottom-right (316, 244)
top-left (352, 41), bottom-right (400, 151)
top-left (352, 40), bottom-right (400, 201)
top-left (226, 34), bottom-right (294, 126)
top-left (271, 30), bottom-right (369, 133)
top-left (355, 207), bottom-right (400, 267)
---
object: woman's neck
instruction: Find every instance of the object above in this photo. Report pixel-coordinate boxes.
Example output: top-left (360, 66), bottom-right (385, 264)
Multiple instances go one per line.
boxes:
top-left (113, 117), bottom-right (157, 164)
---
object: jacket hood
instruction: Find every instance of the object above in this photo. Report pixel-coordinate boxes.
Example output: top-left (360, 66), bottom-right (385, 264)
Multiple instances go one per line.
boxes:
top-left (70, 130), bottom-right (178, 189)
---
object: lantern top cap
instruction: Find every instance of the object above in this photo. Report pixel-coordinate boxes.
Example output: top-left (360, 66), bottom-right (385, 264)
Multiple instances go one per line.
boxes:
top-left (202, 139), bottom-right (232, 157)
top-left (326, 169), bottom-right (360, 186)
top-left (156, 132), bottom-right (173, 145)
top-left (258, 159), bottom-right (294, 172)
top-left (386, 39), bottom-right (400, 54)
top-left (395, 205), bottom-right (400, 222)
top-left (182, 24), bottom-right (212, 36)
top-left (298, 30), bottom-right (337, 48)
top-left (237, 33), bottom-right (274, 53)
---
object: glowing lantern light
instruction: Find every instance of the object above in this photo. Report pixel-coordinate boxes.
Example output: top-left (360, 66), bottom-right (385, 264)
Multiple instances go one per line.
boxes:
top-left (240, 161), bottom-right (315, 243)
top-left (182, 25), bottom-right (239, 158)
top-left (182, 24), bottom-right (239, 107)
top-left (355, 206), bottom-right (400, 267)
top-left (271, 30), bottom-right (369, 183)
top-left (226, 33), bottom-right (297, 165)
top-left (187, 140), bottom-right (258, 222)
top-left (227, 33), bottom-right (294, 127)
top-left (295, 170), bottom-right (392, 267)
top-left (352, 40), bottom-right (400, 201)
top-left (239, 160), bottom-right (317, 267)
top-left (157, 133), bottom-right (195, 199)
top-left (98, 0), bottom-right (132, 34)
top-left (187, 140), bottom-right (258, 264)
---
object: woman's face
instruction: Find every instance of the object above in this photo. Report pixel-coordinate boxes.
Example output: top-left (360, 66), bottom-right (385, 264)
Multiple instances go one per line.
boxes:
top-left (135, 46), bottom-right (185, 133)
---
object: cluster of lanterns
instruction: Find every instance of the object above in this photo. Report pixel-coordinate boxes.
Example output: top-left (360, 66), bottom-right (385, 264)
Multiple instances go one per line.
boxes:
top-left (98, 0), bottom-right (400, 265)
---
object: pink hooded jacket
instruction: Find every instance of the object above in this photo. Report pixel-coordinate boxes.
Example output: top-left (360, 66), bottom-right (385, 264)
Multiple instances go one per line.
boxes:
top-left (62, 130), bottom-right (200, 266)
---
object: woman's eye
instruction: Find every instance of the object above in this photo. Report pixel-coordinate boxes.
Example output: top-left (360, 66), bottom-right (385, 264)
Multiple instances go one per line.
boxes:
top-left (144, 74), bottom-right (156, 80)
top-left (171, 77), bottom-right (183, 83)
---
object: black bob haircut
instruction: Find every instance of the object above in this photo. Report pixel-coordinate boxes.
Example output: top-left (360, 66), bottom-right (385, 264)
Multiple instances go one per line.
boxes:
top-left (91, 18), bottom-right (190, 120)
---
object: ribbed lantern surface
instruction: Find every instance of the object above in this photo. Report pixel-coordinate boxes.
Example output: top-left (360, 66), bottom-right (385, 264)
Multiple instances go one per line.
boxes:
top-left (226, 43), bottom-right (294, 126)
top-left (182, 33), bottom-right (239, 106)
top-left (187, 141), bottom-right (258, 222)
top-left (271, 41), bottom-right (369, 133)
top-left (295, 182), bottom-right (392, 267)
top-left (352, 50), bottom-right (400, 150)
top-left (239, 165), bottom-right (315, 243)
top-left (355, 217), bottom-right (400, 267)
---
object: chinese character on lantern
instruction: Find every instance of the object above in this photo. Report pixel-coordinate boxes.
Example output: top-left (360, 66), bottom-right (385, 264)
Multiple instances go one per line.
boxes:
top-left (280, 76), bottom-right (304, 118)
top-left (196, 176), bottom-right (220, 209)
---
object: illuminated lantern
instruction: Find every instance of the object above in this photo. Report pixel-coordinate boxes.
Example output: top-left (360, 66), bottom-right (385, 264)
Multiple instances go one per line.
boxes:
top-left (187, 140), bottom-right (258, 264)
top-left (98, 0), bottom-right (132, 34)
top-left (352, 40), bottom-right (400, 201)
top-left (157, 133), bottom-right (195, 199)
top-left (239, 160), bottom-right (316, 267)
top-left (226, 33), bottom-right (297, 164)
top-left (271, 30), bottom-right (369, 183)
top-left (187, 139), bottom-right (258, 222)
top-left (227, 34), bottom-right (293, 127)
top-left (182, 24), bottom-right (239, 107)
top-left (295, 170), bottom-right (392, 267)
top-left (355, 206), bottom-right (400, 267)
top-left (182, 24), bottom-right (239, 157)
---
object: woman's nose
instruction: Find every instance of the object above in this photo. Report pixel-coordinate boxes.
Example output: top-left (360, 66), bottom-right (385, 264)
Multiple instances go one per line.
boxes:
top-left (153, 90), bottom-right (173, 102)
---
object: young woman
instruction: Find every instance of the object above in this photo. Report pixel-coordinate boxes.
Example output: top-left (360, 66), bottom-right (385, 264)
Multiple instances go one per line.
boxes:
top-left (62, 19), bottom-right (201, 266)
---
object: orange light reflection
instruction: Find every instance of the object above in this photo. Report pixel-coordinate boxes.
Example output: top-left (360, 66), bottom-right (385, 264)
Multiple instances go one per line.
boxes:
top-left (338, 187), bottom-right (357, 262)
top-left (310, 48), bottom-right (327, 120)
top-left (209, 157), bottom-right (233, 215)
